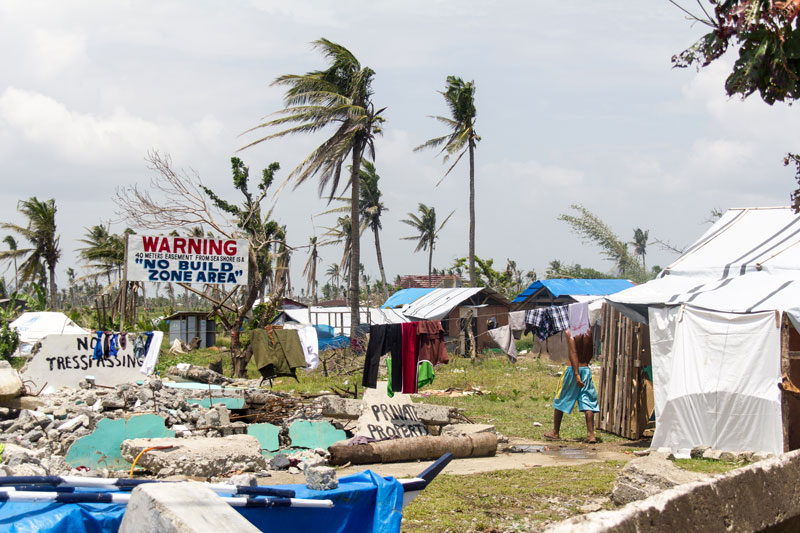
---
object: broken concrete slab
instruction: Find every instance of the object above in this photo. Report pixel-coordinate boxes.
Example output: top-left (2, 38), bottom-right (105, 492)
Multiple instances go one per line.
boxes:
top-left (187, 397), bottom-right (245, 409)
top-left (166, 363), bottom-right (233, 386)
top-left (441, 423), bottom-right (495, 437)
top-left (611, 451), bottom-right (712, 505)
top-left (317, 391), bottom-right (458, 426)
top-left (288, 420), bottom-right (346, 449)
top-left (305, 465), bottom-right (337, 491)
top-left (65, 414), bottom-right (175, 470)
top-left (0, 395), bottom-right (45, 410)
top-left (354, 383), bottom-right (431, 440)
top-left (119, 481), bottom-right (260, 533)
top-left (120, 435), bottom-right (267, 477)
top-left (0, 361), bottom-right (24, 400)
top-left (247, 423), bottom-right (280, 454)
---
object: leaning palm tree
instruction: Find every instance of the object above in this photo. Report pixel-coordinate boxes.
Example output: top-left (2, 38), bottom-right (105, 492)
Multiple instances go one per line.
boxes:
top-left (631, 228), bottom-right (649, 271)
top-left (0, 197), bottom-right (60, 309)
top-left (241, 38), bottom-right (385, 339)
top-left (401, 203), bottom-right (455, 287)
top-left (414, 76), bottom-right (479, 286)
top-left (77, 224), bottom-right (126, 287)
top-left (358, 159), bottom-right (389, 300)
top-left (2, 236), bottom-right (18, 293)
top-left (326, 263), bottom-right (341, 299)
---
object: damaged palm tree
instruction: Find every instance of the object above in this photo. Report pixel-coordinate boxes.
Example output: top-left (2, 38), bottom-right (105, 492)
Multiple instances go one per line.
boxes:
top-left (116, 152), bottom-right (290, 377)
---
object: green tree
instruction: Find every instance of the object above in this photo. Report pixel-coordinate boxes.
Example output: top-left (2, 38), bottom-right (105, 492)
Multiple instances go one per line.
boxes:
top-left (414, 76), bottom-right (480, 286)
top-left (631, 228), bottom-right (649, 271)
top-left (77, 225), bottom-right (131, 286)
top-left (326, 262), bottom-right (341, 299)
top-left (557, 205), bottom-right (651, 283)
top-left (401, 203), bottom-right (454, 287)
top-left (242, 38), bottom-right (384, 338)
top-left (0, 198), bottom-right (60, 309)
top-left (2, 236), bottom-right (18, 293)
top-left (358, 159), bottom-right (389, 300)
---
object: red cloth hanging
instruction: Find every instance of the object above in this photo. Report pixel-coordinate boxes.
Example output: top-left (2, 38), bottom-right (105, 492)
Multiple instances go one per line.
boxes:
top-left (401, 322), bottom-right (419, 394)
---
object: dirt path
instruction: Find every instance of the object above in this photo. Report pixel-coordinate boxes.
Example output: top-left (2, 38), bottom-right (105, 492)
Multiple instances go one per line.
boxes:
top-left (260, 437), bottom-right (642, 484)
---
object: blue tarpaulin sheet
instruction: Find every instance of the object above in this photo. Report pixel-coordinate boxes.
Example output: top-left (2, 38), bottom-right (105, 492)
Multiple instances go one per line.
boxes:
top-left (381, 288), bottom-right (434, 309)
top-left (511, 278), bottom-right (635, 303)
top-left (0, 471), bottom-right (404, 533)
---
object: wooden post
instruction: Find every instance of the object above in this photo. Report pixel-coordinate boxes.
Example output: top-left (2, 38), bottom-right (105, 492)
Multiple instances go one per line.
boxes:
top-left (782, 313), bottom-right (791, 453)
top-left (120, 234), bottom-right (129, 332)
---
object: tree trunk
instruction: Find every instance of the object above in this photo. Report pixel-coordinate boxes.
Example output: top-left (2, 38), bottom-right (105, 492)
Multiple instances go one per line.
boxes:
top-left (374, 227), bottom-right (388, 301)
top-left (468, 138), bottom-right (476, 287)
top-left (428, 244), bottom-right (433, 288)
top-left (231, 252), bottom-right (262, 378)
top-left (311, 256), bottom-right (318, 305)
top-left (48, 263), bottom-right (57, 311)
top-left (348, 142), bottom-right (364, 340)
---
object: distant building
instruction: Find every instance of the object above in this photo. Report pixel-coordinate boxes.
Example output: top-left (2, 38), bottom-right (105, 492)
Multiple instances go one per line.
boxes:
top-left (397, 274), bottom-right (466, 289)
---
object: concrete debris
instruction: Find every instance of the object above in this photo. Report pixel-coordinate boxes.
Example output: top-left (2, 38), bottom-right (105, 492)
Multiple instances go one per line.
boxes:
top-left (120, 481), bottom-right (261, 533)
top-left (0, 361), bottom-right (24, 401)
top-left (166, 363), bottom-right (233, 385)
top-left (121, 435), bottom-right (268, 477)
top-left (305, 464), bottom-right (338, 491)
top-left (611, 451), bottom-right (711, 505)
top-left (269, 454), bottom-right (290, 470)
top-left (441, 423), bottom-right (496, 437)
top-left (315, 394), bottom-right (460, 426)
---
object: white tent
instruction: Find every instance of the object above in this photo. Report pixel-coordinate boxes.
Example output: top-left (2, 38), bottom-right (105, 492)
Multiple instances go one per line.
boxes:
top-left (608, 207), bottom-right (800, 456)
top-left (10, 312), bottom-right (90, 355)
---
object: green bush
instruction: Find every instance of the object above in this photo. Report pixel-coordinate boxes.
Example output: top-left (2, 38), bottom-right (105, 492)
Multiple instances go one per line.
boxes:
top-left (0, 321), bottom-right (20, 362)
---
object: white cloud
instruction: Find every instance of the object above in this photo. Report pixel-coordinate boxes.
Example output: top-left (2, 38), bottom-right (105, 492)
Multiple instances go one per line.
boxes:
top-left (481, 159), bottom-right (585, 188)
top-left (29, 29), bottom-right (87, 78)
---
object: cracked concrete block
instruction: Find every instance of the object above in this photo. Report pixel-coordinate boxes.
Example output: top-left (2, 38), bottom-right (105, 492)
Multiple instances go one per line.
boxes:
top-left (304, 465), bottom-right (337, 491)
top-left (119, 481), bottom-right (260, 533)
top-left (611, 452), bottom-right (711, 505)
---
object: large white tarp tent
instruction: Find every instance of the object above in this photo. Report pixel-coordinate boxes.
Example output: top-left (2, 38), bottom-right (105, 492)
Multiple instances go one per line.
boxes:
top-left (607, 207), bottom-right (800, 456)
top-left (10, 312), bottom-right (90, 356)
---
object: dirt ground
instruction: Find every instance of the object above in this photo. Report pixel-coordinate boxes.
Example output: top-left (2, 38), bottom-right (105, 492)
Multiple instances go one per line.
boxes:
top-left (261, 437), bottom-right (648, 484)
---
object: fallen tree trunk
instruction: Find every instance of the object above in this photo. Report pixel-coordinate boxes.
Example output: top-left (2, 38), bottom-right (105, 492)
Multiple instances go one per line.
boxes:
top-left (328, 433), bottom-right (497, 466)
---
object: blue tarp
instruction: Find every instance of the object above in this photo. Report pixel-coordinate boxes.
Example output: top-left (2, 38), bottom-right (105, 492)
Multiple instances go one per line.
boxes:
top-left (511, 278), bottom-right (635, 303)
top-left (381, 288), bottom-right (434, 309)
top-left (0, 471), bottom-right (404, 533)
top-left (319, 335), bottom-right (350, 351)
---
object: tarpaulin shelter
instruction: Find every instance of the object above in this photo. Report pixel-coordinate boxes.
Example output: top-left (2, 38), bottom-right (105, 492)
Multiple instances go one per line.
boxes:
top-left (607, 207), bottom-right (800, 456)
top-left (511, 279), bottom-right (635, 309)
top-left (10, 312), bottom-right (90, 356)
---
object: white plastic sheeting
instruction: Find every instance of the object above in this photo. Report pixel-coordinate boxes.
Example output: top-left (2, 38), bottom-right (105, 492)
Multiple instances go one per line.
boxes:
top-left (282, 307), bottom-right (408, 336)
top-left (606, 207), bottom-right (800, 455)
top-left (10, 312), bottom-right (89, 343)
top-left (649, 306), bottom-right (782, 456)
top-left (400, 288), bottom-right (484, 320)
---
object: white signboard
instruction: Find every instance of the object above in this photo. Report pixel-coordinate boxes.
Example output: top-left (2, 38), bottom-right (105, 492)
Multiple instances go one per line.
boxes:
top-left (21, 334), bottom-right (147, 390)
top-left (355, 381), bottom-right (429, 439)
top-left (127, 235), bottom-right (248, 286)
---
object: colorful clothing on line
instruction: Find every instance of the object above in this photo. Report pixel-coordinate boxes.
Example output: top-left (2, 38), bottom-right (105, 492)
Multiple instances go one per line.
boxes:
top-left (362, 324), bottom-right (403, 389)
top-left (417, 320), bottom-right (448, 366)
top-left (93, 331), bottom-right (104, 360)
top-left (553, 366), bottom-right (599, 414)
top-left (400, 322), bottom-right (419, 394)
top-left (524, 306), bottom-right (569, 340)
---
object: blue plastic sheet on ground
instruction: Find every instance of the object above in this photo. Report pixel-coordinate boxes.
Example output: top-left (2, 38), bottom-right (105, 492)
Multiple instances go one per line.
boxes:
top-left (0, 471), bottom-right (403, 533)
top-left (0, 490), bottom-right (126, 533)
top-left (318, 335), bottom-right (350, 351)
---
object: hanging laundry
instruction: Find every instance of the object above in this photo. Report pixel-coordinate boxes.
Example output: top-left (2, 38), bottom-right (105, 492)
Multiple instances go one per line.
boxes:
top-left (119, 332), bottom-right (128, 350)
top-left (487, 325), bottom-right (518, 363)
top-left (417, 360), bottom-right (435, 389)
top-left (251, 328), bottom-right (306, 380)
top-left (109, 333), bottom-right (119, 357)
top-left (132, 334), bottom-right (146, 360)
top-left (362, 324), bottom-right (402, 389)
top-left (524, 306), bottom-right (569, 340)
top-left (568, 301), bottom-right (590, 337)
top-left (417, 321), bottom-right (448, 366)
top-left (508, 310), bottom-right (526, 340)
top-left (103, 332), bottom-right (111, 357)
top-left (144, 332), bottom-right (154, 355)
top-left (140, 331), bottom-right (163, 375)
top-left (93, 331), bottom-right (104, 360)
top-left (400, 322), bottom-right (419, 394)
top-left (284, 323), bottom-right (320, 370)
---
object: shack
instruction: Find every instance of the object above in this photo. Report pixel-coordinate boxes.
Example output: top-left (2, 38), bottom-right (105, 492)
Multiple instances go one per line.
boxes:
top-left (164, 311), bottom-right (216, 349)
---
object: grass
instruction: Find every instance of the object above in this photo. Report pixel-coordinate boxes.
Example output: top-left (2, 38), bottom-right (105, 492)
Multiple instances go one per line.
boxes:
top-left (402, 461), bottom-right (624, 532)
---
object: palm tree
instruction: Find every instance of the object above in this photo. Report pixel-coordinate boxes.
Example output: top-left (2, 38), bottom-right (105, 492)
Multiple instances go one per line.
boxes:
top-left (242, 38), bottom-right (385, 339)
top-left (326, 263), bottom-right (340, 299)
top-left (77, 225), bottom-right (127, 286)
top-left (414, 76), bottom-right (479, 287)
top-left (631, 228), bottom-right (649, 271)
top-left (0, 197), bottom-right (60, 309)
top-left (358, 159), bottom-right (389, 301)
top-left (401, 203), bottom-right (454, 287)
top-left (2, 236), bottom-right (18, 293)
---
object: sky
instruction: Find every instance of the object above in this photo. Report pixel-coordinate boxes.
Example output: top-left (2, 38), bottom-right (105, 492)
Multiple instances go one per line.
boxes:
top-left (2, 0), bottom-right (800, 299)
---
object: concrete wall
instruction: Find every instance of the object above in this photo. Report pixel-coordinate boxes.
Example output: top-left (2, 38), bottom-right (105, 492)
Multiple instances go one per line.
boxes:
top-left (544, 450), bottom-right (800, 532)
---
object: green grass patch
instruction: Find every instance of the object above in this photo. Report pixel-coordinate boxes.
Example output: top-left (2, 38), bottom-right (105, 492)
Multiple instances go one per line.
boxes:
top-left (402, 461), bottom-right (623, 532)
top-left (673, 458), bottom-right (745, 474)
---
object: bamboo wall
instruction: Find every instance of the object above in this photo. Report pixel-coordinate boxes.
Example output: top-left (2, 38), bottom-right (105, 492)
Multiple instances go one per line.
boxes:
top-left (597, 303), bottom-right (652, 439)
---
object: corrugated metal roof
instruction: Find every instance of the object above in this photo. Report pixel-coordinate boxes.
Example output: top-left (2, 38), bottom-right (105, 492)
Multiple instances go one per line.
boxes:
top-left (402, 288), bottom-right (486, 321)
top-left (511, 279), bottom-right (635, 303)
top-left (381, 288), bottom-right (435, 309)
